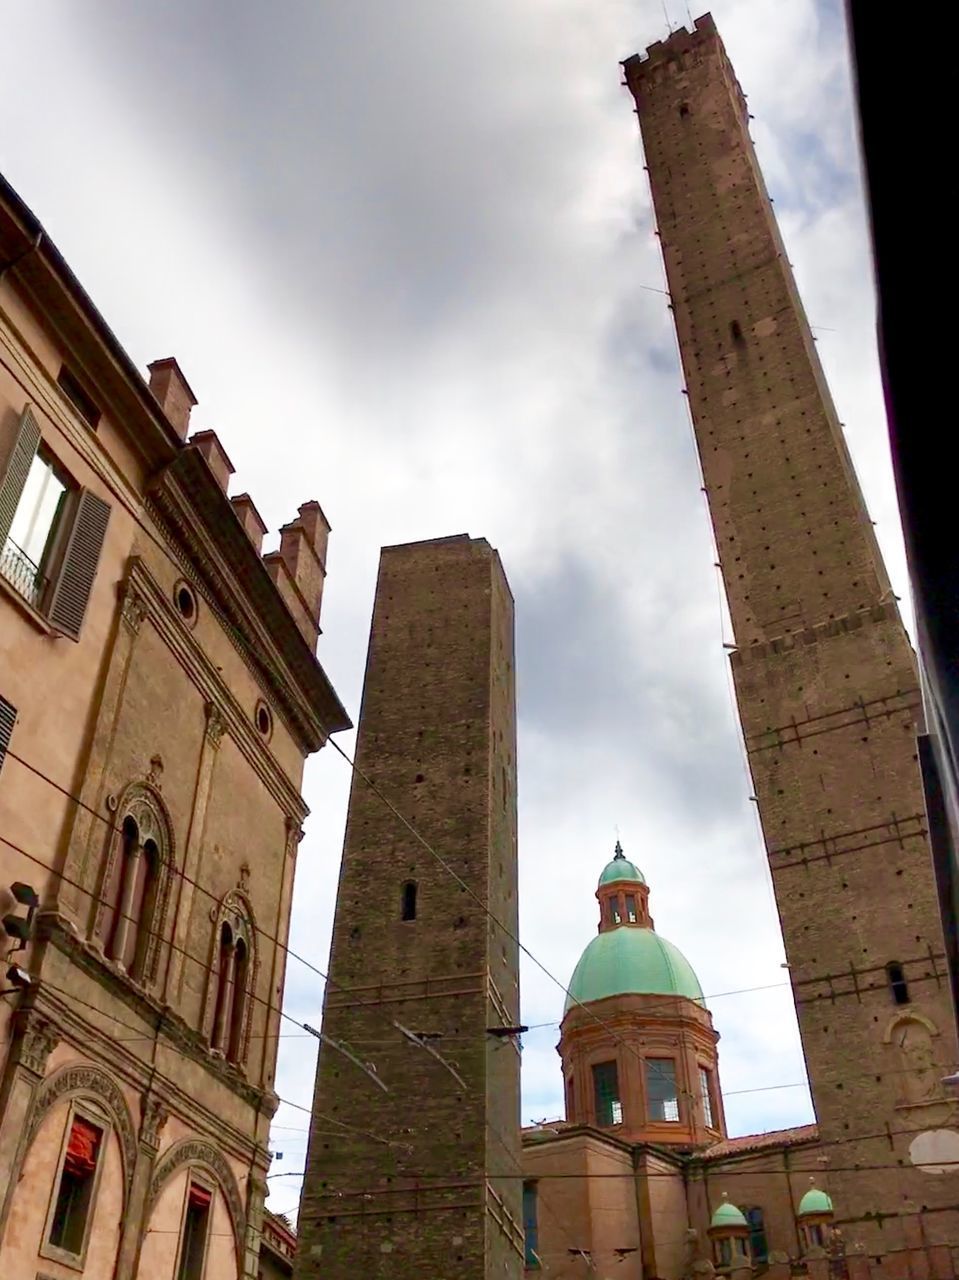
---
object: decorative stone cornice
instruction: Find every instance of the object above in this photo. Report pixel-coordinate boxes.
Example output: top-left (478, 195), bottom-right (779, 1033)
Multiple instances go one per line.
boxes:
top-left (120, 582), bottom-right (148, 634)
top-left (123, 557), bottom-right (309, 825)
top-left (145, 454), bottom-right (350, 752)
top-left (205, 700), bottom-right (227, 750)
top-left (25, 1062), bottom-right (137, 1204)
top-left (148, 1138), bottom-right (246, 1273)
top-left (40, 912), bottom-right (275, 1115)
top-left (284, 815), bottom-right (305, 859)
top-left (140, 1095), bottom-right (170, 1151)
top-left (16, 1012), bottom-right (59, 1077)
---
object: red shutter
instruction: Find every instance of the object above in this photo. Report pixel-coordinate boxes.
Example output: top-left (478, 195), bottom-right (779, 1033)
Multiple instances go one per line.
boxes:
top-left (64, 1116), bottom-right (102, 1176)
top-left (189, 1183), bottom-right (212, 1210)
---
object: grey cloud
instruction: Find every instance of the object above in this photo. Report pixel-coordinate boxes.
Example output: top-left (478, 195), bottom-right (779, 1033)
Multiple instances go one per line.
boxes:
top-left (0, 0), bottom-right (887, 1204)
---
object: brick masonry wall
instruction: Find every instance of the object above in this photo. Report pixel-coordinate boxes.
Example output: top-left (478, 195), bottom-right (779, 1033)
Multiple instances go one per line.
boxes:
top-left (624, 16), bottom-right (959, 1269)
top-left (295, 536), bottom-right (523, 1280)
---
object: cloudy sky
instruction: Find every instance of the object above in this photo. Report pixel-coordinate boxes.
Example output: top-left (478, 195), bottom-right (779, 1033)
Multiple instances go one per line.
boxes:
top-left (1, 0), bottom-right (903, 1220)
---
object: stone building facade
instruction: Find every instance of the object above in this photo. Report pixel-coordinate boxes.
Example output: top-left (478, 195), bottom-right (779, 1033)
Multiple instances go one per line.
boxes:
top-left (295, 535), bottom-right (523, 1280)
top-left (0, 172), bottom-right (349, 1279)
top-left (258, 1211), bottom-right (296, 1279)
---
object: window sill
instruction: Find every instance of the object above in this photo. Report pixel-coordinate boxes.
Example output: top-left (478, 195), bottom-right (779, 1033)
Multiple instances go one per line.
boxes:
top-left (0, 572), bottom-right (58, 637)
top-left (39, 1240), bottom-right (88, 1273)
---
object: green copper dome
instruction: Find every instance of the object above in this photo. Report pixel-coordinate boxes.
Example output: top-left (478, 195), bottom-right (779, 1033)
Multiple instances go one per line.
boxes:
top-left (598, 840), bottom-right (646, 887)
top-left (564, 926), bottom-right (704, 1012)
top-left (711, 1199), bottom-right (748, 1229)
top-left (798, 1188), bottom-right (833, 1216)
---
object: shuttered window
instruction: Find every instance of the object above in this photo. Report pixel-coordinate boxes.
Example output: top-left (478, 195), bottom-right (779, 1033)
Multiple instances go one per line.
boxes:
top-left (0, 404), bottom-right (111, 637)
top-left (48, 489), bottom-right (111, 638)
top-left (0, 696), bottom-right (16, 774)
top-left (0, 407), bottom-right (41, 549)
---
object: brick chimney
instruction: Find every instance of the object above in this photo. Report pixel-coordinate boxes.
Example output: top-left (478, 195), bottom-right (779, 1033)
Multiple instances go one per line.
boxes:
top-left (263, 500), bottom-right (330, 649)
top-left (147, 357), bottom-right (197, 439)
top-left (189, 429), bottom-right (234, 493)
top-left (231, 493), bottom-right (268, 554)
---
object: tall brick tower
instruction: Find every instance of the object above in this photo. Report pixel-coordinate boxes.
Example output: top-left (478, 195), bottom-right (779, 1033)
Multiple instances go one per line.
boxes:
top-left (295, 536), bottom-right (522, 1280)
top-left (624, 15), bottom-right (959, 1266)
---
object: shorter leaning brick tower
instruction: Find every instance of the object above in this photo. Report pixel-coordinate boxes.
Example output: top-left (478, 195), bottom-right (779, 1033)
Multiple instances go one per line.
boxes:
top-left (295, 535), bottom-right (523, 1280)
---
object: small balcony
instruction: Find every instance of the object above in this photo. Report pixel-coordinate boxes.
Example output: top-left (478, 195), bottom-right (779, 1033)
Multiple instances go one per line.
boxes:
top-left (1, 537), bottom-right (45, 609)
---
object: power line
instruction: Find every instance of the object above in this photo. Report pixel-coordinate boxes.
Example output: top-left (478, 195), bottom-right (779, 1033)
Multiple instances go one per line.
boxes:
top-left (6, 754), bottom-right (950, 1122)
top-left (257, 1160), bottom-right (959, 1184)
top-left (3, 738), bottom-right (804, 1125)
top-left (4, 746), bottom-right (337, 990)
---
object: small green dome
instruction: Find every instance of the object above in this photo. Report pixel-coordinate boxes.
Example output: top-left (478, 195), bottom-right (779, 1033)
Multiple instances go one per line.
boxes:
top-left (798, 1188), bottom-right (833, 1216)
top-left (598, 841), bottom-right (646, 887)
top-left (711, 1200), bottom-right (748, 1229)
top-left (565, 927), bottom-right (703, 1011)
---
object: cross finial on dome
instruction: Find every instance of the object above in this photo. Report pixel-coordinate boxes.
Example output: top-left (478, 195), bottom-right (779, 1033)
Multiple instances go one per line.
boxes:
top-left (614, 839), bottom-right (624, 860)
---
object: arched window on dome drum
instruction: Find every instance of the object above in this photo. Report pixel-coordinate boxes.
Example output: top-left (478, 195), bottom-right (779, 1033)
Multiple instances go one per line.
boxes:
top-left (592, 1061), bottom-right (622, 1126)
top-left (625, 894), bottom-right (637, 923)
top-left (699, 1065), bottom-right (715, 1128)
top-left (646, 1058), bottom-right (679, 1122)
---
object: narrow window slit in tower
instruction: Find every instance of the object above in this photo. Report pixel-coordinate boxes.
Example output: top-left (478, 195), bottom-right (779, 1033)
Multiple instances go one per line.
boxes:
top-left (401, 882), bottom-right (417, 922)
top-left (887, 961), bottom-right (909, 1005)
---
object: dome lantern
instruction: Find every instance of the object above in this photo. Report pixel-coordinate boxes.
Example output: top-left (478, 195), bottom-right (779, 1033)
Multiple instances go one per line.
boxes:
top-left (595, 840), bottom-right (653, 932)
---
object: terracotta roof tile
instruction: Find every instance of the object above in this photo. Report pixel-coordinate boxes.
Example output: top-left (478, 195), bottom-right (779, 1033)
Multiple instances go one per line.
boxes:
top-left (703, 1123), bottom-right (818, 1161)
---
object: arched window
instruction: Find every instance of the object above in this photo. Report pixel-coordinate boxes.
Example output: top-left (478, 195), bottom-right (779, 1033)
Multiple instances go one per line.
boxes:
top-left (206, 893), bottom-right (257, 1067)
top-left (93, 785), bottom-right (174, 986)
top-left (227, 938), bottom-right (249, 1062)
top-left (401, 882), bottom-right (417, 921)
top-left (105, 820), bottom-right (158, 978)
top-left (211, 923), bottom-right (235, 1056)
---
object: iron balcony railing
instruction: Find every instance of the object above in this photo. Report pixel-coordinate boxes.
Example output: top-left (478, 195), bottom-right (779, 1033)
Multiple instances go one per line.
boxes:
top-left (0, 537), bottom-right (45, 609)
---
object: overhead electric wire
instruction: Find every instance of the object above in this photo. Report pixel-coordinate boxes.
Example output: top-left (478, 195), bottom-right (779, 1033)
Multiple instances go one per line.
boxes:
top-left (2, 740), bottom-right (814, 1127)
top-left (3, 749), bottom-right (947, 1122)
